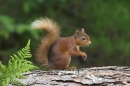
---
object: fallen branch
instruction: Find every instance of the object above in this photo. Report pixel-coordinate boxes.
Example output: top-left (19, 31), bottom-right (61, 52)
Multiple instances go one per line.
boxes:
top-left (11, 66), bottom-right (130, 86)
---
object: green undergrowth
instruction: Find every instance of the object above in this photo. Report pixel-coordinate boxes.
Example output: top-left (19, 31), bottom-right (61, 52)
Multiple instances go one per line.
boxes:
top-left (0, 39), bottom-right (38, 86)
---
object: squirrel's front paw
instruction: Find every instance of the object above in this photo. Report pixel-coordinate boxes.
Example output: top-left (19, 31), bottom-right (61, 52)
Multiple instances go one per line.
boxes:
top-left (81, 52), bottom-right (87, 61)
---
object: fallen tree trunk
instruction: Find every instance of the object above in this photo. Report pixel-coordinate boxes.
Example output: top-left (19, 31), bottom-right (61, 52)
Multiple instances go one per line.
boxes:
top-left (15, 66), bottom-right (130, 86)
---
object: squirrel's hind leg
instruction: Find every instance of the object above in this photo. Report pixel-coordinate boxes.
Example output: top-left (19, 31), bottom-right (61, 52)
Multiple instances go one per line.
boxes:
top-left (51, 54), bottom-right (71, 70)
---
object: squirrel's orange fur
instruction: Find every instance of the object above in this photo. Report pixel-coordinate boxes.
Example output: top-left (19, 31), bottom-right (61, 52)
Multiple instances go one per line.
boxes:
top-left (31, 17), bottom-right (91, 70)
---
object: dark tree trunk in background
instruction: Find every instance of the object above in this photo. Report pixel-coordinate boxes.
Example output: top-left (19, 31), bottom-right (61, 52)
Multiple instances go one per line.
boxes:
top-left (13, 66), bottom-right (130, 86)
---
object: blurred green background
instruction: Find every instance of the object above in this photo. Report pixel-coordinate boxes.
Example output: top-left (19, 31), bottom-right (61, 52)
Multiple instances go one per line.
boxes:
top-left (0, 0), bottom-right (130, 68)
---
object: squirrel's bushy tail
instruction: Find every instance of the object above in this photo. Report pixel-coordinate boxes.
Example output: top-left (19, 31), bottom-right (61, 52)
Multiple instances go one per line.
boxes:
top-left (31, 17), bottom-right (60, 65)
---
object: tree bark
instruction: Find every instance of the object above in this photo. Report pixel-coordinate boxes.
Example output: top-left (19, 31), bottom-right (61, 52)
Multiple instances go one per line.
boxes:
top-left (16, 66), bottom-right (130, 86)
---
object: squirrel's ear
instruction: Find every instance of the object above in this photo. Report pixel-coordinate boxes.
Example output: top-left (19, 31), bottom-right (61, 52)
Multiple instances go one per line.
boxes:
top-left (76, 29), bottom-right (80, 35)
top-left (76, 29), bottom-right (80, 32)
top-left (81, 28), bottom-right (84, 32)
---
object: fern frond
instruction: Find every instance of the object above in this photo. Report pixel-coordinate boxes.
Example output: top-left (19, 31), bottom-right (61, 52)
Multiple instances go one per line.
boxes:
top-left (0, 61), bottom-right (6, 73)
top-left (0, 39), bottom-right (38, 86)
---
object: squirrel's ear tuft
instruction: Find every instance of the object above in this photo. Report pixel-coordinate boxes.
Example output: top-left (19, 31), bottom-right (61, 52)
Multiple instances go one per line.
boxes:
top-left (81, 28), bottom-right (84, 32)
top-left (76, 29), bottom-right (81, 35)
top-left (76, 29), bottom-right (80, 32)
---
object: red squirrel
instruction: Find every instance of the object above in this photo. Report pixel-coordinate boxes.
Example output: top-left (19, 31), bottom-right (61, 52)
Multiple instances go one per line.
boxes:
top-left (31, 17), bottom-right (91, 70)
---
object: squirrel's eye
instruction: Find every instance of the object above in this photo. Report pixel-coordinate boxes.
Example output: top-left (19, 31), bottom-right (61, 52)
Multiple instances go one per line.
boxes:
top-left (82, 37), bottom-right (86, 40)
